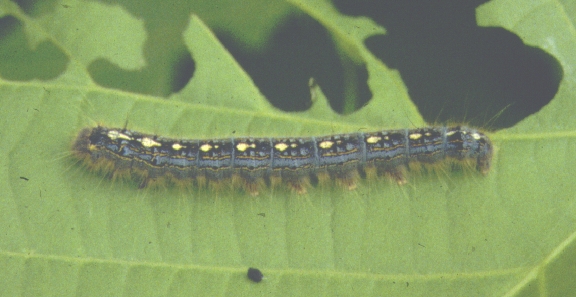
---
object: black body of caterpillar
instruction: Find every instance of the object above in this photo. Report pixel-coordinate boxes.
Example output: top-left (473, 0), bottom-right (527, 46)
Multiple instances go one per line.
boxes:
top-left (72, 126), bottom-right (492, 195)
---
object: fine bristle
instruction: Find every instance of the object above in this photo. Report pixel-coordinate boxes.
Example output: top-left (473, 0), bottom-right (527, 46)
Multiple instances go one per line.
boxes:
top-left (334, 169), bottom-right (360, 190)
top-left (286, 176), bottom-right (311, 194)
top-left (71, 128), bottom-right (93, 157)
top-left (384, 165), bottom-right (408, 185)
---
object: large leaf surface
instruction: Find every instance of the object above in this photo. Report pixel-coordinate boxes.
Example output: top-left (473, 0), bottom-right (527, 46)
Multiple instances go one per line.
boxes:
top-left (0, 0), bottom-right (575, 296)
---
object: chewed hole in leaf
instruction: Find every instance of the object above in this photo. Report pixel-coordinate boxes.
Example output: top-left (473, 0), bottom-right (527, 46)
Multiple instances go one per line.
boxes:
top-left (218, 14), bottom-right (372, 115)
top-left (333, 0), bottom-right (563, 130)
top-left (0, 16), bottom-right (68, 81)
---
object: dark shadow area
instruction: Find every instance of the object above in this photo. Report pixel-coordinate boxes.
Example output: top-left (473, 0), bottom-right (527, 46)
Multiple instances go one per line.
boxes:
top-left (9, 0), bottom-right (370, 110)
top-left (333, 0), bottom-right (562, 129)
top-left (13, 0), bottom-right (59, 17)
top-left (172, 52), bottom-right (195, 94)
top-left (218, 15), bottom-right (371, 113)
top-left (10, 0), bottom-right (195, 97)
top-left (88, 49), bottom-right (194, 97)
top-left (12, 0), bottom-right (37, 14)
top-left (88, 0), bottom-right (195, 97)
top-left (0, 16), bottom-right (68, 81)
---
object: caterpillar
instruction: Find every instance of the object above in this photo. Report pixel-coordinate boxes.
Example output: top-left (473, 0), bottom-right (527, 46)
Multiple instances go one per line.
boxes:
top-left (72, 126), bottom-right (492, 195)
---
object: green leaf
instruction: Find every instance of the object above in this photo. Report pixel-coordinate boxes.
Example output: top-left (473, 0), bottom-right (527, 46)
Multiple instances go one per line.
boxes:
top-left (0, 1), bottom-right (575, 297)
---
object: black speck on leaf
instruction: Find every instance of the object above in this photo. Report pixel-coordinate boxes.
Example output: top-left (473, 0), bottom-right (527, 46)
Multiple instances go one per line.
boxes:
top-left (247, 268), bottom-right (263, 283)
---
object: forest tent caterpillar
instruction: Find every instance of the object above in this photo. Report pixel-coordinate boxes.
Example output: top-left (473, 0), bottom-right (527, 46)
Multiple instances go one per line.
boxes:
top-left (72, 126), bottom-right (492, 195)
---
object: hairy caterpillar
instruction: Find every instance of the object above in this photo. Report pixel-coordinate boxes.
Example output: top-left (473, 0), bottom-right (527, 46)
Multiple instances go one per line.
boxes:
top-left (72, 126), bottom-right (492, 195)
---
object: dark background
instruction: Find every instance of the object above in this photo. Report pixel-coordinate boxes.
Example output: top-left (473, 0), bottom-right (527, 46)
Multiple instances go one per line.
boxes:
top-left (2, 0), bottom-right (562, 130)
